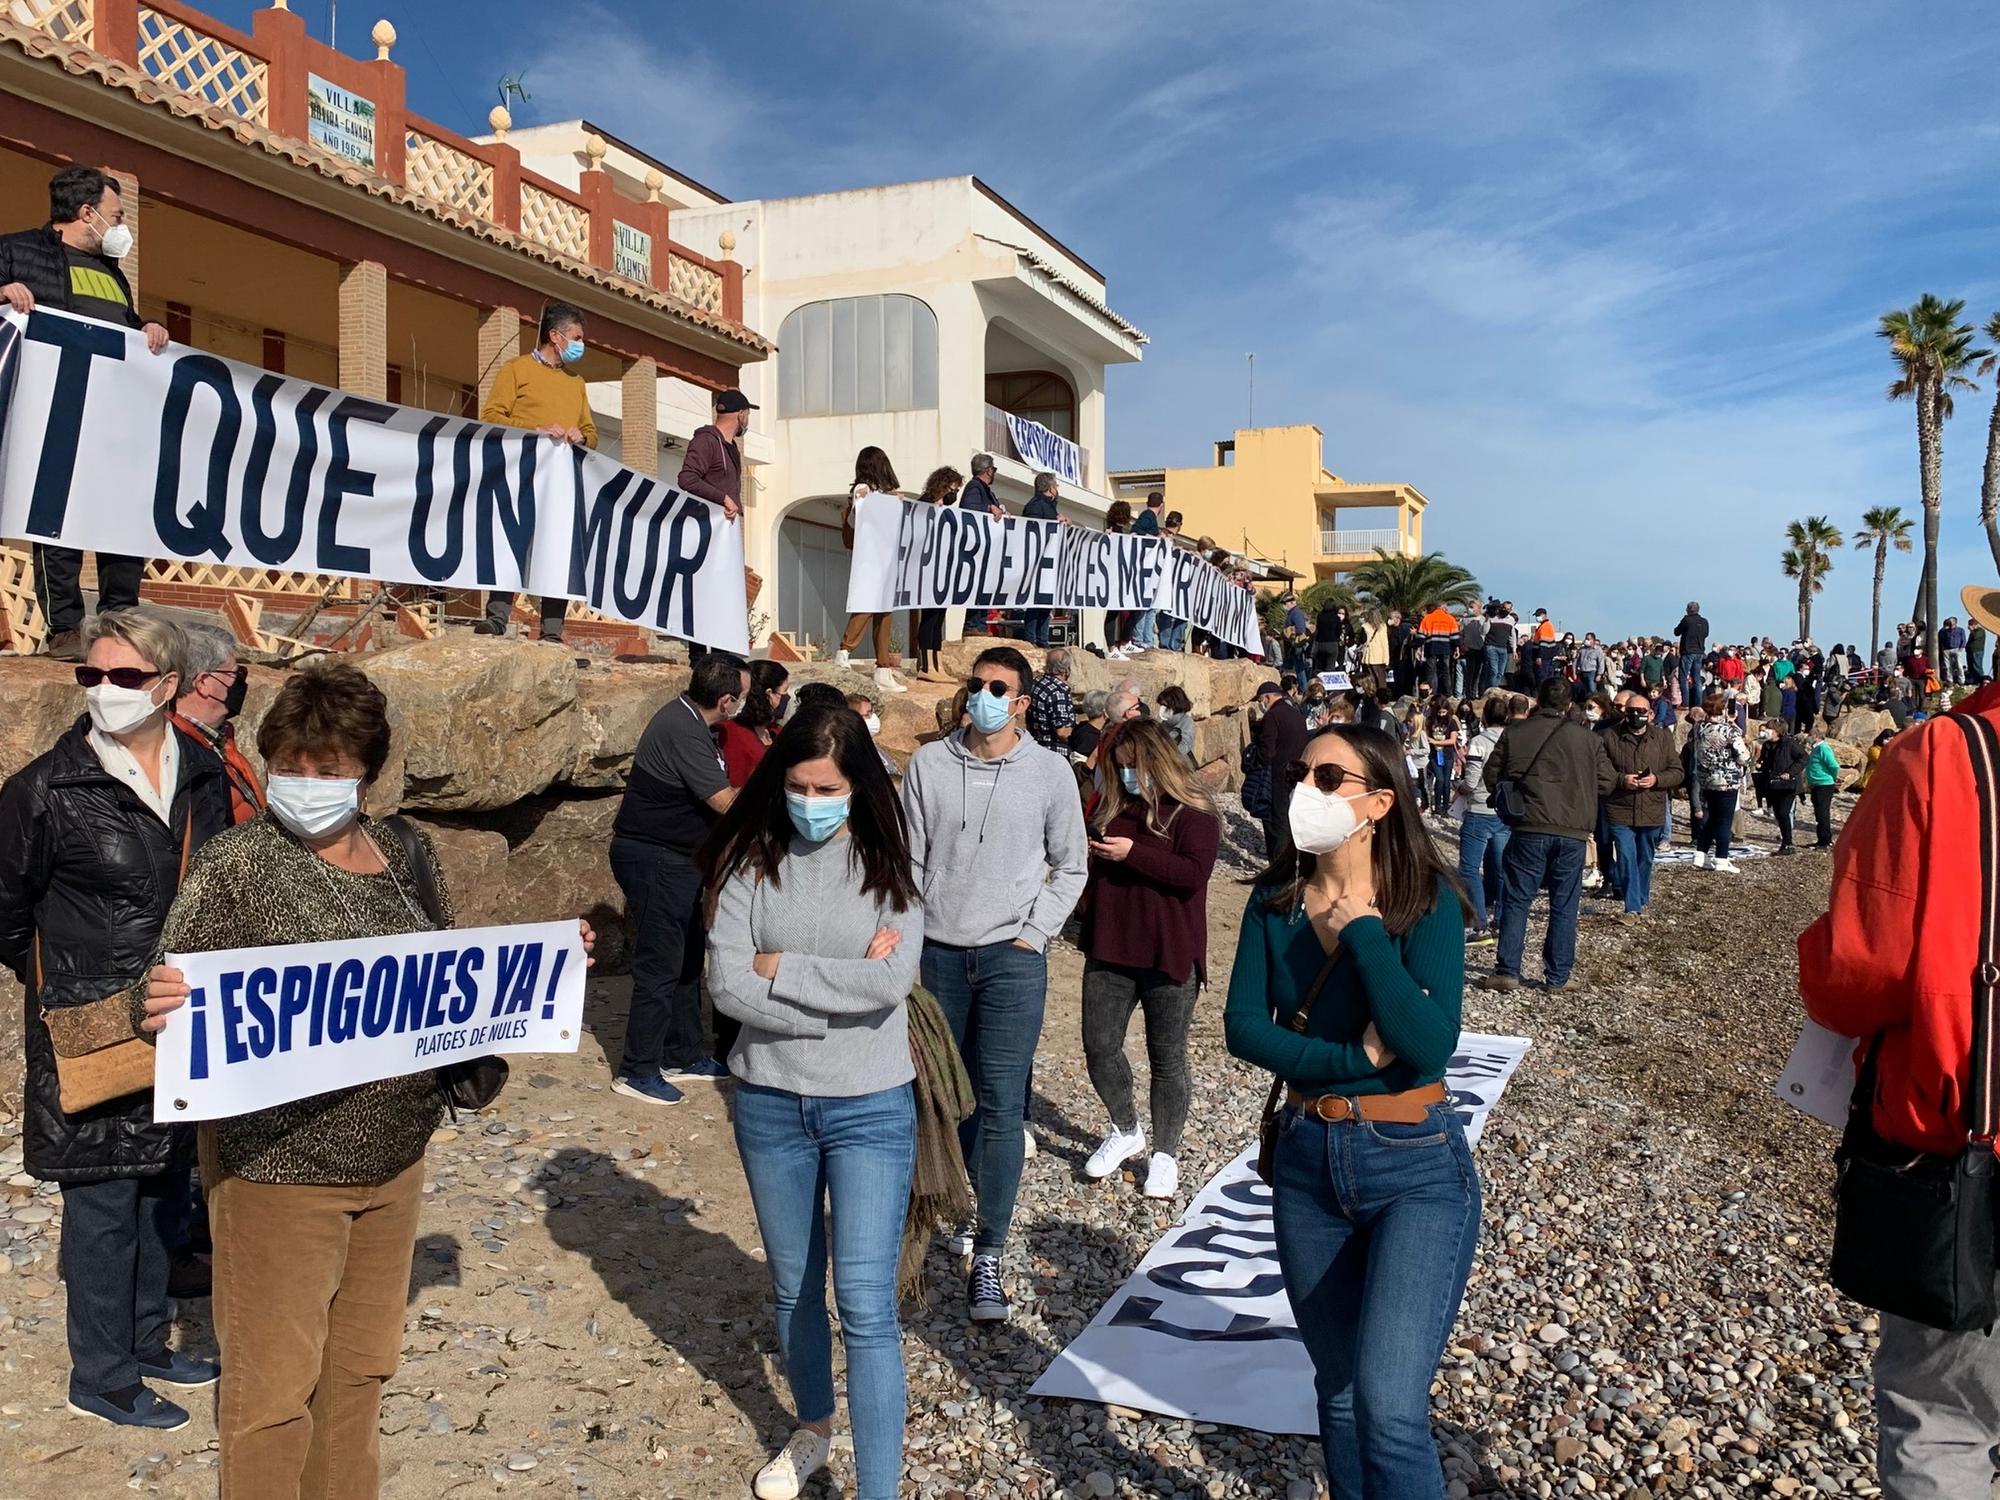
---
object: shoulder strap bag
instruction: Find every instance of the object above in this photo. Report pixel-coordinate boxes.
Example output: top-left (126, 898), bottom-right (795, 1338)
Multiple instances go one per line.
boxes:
top-left (378, 815), bottom-right (509, 1115)
top-left (38, 815), bottom-right (194, 1115)
top-left (1828, 710), bottom-right (2000, 1330)
top-left (1254, 949), bottom-right (1342, 1183)
top-left (1492, 721), bottom-right (1562, 828)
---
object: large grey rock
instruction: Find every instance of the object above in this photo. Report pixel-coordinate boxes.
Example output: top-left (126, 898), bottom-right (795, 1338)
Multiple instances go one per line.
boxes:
top-left (486, 794), bottom-right (632, 973)
top-left (1832, 708), bottom-right (1893, 747)
top-left (0, 660), bottom-right (82, 786)
top-left (404, 819), bottom-right (513, 929)
top-left (568, 664), bottom-right (688, 789)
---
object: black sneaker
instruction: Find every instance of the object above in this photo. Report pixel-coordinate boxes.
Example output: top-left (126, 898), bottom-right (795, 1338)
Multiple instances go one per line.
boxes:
top-left (968, 1254), bottom-right (1009, 1323)
top-left (471, 620), bottom-right (505, 636)
top-left (166, 1251), bottom-right (211, 1300)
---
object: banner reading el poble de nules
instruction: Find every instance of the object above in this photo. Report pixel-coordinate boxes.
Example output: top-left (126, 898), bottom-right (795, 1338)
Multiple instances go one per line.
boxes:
top-left (152, 920), bottom-right (587, 1122)
top-left (842, 493), bottom-right (1263, 655)
top-left (0, 310), bottom-right (748, 654)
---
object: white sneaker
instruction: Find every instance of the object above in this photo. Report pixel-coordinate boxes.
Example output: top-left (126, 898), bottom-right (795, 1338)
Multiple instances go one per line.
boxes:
top-left (1713, 858), bottom-right (1741, 874)
top-left (873, 665), bottom-right (908, 694)
top-left (944, 1219), bottom-right (975, 1256)
top-left (1695, 851), bottom-right (1713, 870)
top-left (1106, 647), bottom-right (1128, 661)
top-left (833, 649), bottom-right (851, 669)
top-left (1084, 1127), bottom-right (1147, 1181)
top-left (1142, 1153), bottom-right (1179, 1199)
top-left (1123, 641), bottom-right (1147, 655)
top-left (1022, 1124), bottom-right (1038, 1159)
top-left (753, 1428), bottom-right (832, 1500)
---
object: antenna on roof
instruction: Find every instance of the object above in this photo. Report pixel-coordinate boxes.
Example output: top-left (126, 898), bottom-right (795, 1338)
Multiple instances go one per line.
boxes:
top-left (1247, 352), bottom-right (1255, 429)
top-left (497, 73), bottom-right (533, 114)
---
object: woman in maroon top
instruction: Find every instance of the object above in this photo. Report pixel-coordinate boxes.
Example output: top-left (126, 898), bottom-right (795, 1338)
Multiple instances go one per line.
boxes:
top-left (717, 660), bottom-right (789, 787)
top-left (1077, 718), bottom-right (1222, 1199)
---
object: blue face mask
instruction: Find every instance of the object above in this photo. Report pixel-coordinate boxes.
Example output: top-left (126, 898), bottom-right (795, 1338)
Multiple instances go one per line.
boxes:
top-left (786, 792), bottom-right (850, 842)
top-left (968, 687), bottom-right (1015, 734)
top-left (1118, 767), bottom-right (1141, 794)
top-left (560, 338), bottom-right (585, 364)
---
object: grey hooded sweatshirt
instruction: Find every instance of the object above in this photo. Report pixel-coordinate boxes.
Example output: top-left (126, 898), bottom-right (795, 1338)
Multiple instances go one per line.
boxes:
top-left (900, 727), bottom-right (1088, 950)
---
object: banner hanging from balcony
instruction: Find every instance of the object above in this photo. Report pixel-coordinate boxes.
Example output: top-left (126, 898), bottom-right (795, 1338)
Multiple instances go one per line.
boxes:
top-left (1002, 411), bottom-right (1084, 487)
top-left (0, 310), bottom-right (748, 654)
top-left (844, 494), bottom-right (1262, 655)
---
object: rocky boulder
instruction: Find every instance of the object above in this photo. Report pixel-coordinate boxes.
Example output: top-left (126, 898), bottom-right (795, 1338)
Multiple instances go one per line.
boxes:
top-left (486, 794), bottom-right (633, 973)
top-left (568, 663), bottom-right (689, 790)
top-left (0, 659), bottom-right (86, 785)
top-left (1832, 708), bottom-right (1894, 747)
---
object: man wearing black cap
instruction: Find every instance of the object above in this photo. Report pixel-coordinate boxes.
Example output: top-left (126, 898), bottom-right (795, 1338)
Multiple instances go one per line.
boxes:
top-left (679, 390), bottom-right (752, 521)
top-left (1251, 679), bottom-right (1308, 857)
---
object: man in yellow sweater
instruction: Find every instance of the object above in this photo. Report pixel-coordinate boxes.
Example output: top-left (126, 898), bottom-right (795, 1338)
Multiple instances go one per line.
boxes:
top-left (476, 302), bottom-right (597, 640)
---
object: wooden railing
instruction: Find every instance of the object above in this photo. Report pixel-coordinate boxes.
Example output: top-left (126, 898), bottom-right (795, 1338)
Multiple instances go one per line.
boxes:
top-left (12, 0), bottom-right (745, 324)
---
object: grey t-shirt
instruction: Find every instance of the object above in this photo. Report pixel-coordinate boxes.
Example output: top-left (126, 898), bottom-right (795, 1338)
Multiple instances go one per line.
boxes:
top-left (611, 695), bottom-right (728, 851)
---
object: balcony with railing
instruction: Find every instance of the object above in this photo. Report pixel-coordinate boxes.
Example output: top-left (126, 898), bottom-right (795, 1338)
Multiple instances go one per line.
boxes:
top-left (6, 0), bottom-right (743, 324)
top-left (984, 403), bottom-right (1093, 491)
top-left (1316, 526), bottom-right (1412, 559)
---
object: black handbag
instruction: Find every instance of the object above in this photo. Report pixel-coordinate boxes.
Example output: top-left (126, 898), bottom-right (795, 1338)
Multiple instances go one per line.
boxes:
top-left (378, 816), bottom-right (510, 1115)
top-left (1827, 711), bottom-right (2000, 1330)
top-left (1492, 720), bottom-right (1561, 827)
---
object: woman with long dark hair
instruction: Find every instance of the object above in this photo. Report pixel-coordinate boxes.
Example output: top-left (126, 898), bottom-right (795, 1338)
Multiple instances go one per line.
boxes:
top-left (1224, 724), bottom-right (1479, 1498)
top-left (908, 466), bottom-right (962, 683)
top-left (719, 659), bottom-right (791, 787)
top-left (1104, 501), bottom-right (1135, 659)
top-left (700, 707), bottom-right (923, 1500)
top-left (835, 446), bottom-right (908, 695)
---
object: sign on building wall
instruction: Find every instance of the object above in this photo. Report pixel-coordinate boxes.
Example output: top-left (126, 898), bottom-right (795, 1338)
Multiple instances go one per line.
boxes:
top-left (613, 221), bottom-right (652, 284)
top-left (307, 74), bottom-right (377, 170)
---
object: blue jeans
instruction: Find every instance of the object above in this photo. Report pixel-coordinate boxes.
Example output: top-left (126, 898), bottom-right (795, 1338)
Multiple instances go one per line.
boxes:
top-left (1429, 755), bottom-right (1453, 812)
top-left (1494, 831), bottom-right (1585, 985)
top-left (1678, 652), bottom-right (1703, 712)
top-left (1482, 645), bottom-right (1509, 694)
top-left (1593, 802), bottom-right (1620, 899)
top-left (1696, 788), bottom-right (1738, 859)
top-left (1023, 609), bottom-right (1051, 648)
top-left (1159, 617), bottom-right (1188, 651)
top-left (1272, 1106), bottom-right (1481, 1497)
top-left (734, 1082), bottom-right (915, 1500)
top-left (1608, 823), bottom-right (1656, 913)
top-left (921, 940), bottom-right (1047, 1256)
top-left (1457, 812), bottom-right (1508, 930)
top-left (1132, 609), bottom-right (1158, 647)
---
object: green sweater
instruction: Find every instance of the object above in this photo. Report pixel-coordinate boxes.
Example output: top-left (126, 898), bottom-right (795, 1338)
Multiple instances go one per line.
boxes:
top-left (1224, 875), bottom-right (1464, 1094)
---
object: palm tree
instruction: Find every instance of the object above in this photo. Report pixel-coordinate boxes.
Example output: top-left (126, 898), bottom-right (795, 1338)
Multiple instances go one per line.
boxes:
top-left (1974, 312), bottom-right (2000, 573)
top-left (1880, 295), bottom-right (1984, 661)
top-left (1852, 505), bottom-right (1914, 666)
top-left (1781, 516), bottom-right (1842, 641)
top-left (1348, 549), bottom-right (1480, 619)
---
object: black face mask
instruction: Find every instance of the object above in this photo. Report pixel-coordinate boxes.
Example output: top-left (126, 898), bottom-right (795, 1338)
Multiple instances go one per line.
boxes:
top-left (1625, 708), bottom-right (1651, 728)
top-left (222, 669), bottom-right (248, 719)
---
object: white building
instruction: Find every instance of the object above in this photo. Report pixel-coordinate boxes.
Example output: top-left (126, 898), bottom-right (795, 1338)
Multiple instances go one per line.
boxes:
top-left (486, 122), bottom-right (1147, 655)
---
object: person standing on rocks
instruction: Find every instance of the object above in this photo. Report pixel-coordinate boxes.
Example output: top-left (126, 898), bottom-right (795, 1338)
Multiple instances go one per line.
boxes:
top-left (901, 645), bottom-right (1087, 1323)
top-left (701, 707), bottom-right (923, 1500)
top-left (1076, 719), bottom-right (1221, 1201)
top-left (1689, 692), bottom-right (1752, 872)
top-left (1673, 601), bottom-right (1709, 711)
top-left (833, 447), bottom-right (910, 696)
top-left (1225, 723), bottom-right (1479, 1498)
top-left (1599, 690), bottom-right (1684, 918)
top-left (1475, 676), bottom-right (1616, 993)
top-left (607, 653), bottom-right (748, 1105)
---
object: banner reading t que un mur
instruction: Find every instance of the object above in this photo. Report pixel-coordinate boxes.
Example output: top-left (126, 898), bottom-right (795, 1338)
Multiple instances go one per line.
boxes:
top-left (0, 309), bottom-right (749, 654)
top-left (843, 493), bottom-right (1263, 655)
top-left (152, 920), bottom-right (587, 1122)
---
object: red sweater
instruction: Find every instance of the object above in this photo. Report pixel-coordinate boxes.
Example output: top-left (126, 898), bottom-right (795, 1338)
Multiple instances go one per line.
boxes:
top-left (1079, 799), bottom-right (1221, 985)
top-left (1799, 682), bottom-right (2000, 1153)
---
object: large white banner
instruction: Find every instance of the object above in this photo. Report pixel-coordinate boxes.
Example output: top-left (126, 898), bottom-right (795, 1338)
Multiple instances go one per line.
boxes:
top-left (1029, 1034), bottom-right (1531, 1434)
top-left (0, 310), bottom-right (748, 653)
top-left (152, 920), bottom-right (586, 1121)
top-left (843, 493), bottom-right (1262, 654)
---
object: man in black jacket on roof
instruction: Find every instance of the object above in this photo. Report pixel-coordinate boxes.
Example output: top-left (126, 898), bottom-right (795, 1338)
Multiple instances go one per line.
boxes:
top-left (0, 166), bottom-right (171, 660)
top-left (1673, 601), bottom-right (1710, 714)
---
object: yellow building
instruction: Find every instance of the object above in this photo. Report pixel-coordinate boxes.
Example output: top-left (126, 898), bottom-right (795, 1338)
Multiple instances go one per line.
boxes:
top-left (1110, 424), bottom-right (1428, 590)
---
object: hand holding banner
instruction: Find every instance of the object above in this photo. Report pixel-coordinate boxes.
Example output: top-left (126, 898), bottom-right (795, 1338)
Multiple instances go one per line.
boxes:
top-left (151, 920), bottom-right (587, 1122)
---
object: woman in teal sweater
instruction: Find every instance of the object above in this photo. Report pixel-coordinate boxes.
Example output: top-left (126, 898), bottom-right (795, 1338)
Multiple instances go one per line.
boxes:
top-left (1803, 725), bottom-right (1841, 850)
top-left (1225, 722), bottom-right (1479, 1499)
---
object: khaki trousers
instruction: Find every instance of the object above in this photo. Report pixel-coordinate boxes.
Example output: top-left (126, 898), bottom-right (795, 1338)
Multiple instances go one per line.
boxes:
top-left (207, 1150), bottom-right (425, 1500)
top-left (840, 611), bottom-right (898, 665)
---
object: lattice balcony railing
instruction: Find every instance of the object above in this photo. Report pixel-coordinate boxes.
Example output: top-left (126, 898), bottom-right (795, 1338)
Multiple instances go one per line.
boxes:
top-left (8, 0), bottom-right (94, 45)
top-left (667, 254), bottom-right (724, 313)
top-left (519, 183), bottom-right (589, 262)
top-left (135, 5), bottom-right (269, 124)
top-left (143, 558), bottom-right (364, 598)
top-left (403, 130), bottom-right (495, 220)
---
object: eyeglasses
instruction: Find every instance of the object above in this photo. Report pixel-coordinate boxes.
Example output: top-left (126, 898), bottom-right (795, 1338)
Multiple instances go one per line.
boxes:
top-left (966, 677), bottom-right (1015, 699)
top-left (208, 665), bottom-right (247, 687)
top-left (1283, 762), bottom-right (1377, 795)
top-left (74, 666), bottom-right (160, 690)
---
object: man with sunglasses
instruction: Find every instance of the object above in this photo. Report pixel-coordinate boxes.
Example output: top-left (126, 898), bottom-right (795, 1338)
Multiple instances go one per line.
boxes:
top-left (167, 621), bottom-right (263, 826)
top-left (902, 646), bottom-right (1087, 1323)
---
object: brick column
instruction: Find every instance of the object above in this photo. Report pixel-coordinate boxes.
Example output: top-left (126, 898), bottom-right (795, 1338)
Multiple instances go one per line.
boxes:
top-left (105, 167), bottom-right (140, 304)
top-left (337, 260), bottom-right (388, 400)
top-left (475, 305), bottom-right (521, 413)
top-left (620, 356), bottom-right (658, 474)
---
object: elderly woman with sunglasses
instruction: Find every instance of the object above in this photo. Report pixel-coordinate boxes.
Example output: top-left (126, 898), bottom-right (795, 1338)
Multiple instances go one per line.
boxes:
top-left (0, 608), bottom-right (231, 1430)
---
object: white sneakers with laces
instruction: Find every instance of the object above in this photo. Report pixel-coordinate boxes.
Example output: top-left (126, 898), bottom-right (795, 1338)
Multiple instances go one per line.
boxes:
top-left (1142, 1153), bottom-right (1179, 1199)
top-left (1084, 1126), bottom-right (1147, 1180)
top-left (1713, 857), bottom-right (1741, 874)
top-left (753, 1428), bottom-right (831, 1500)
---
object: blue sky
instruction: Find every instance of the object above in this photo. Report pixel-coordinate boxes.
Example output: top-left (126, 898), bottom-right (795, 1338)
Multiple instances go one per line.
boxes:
top-left (213, 0), bottom-right (2000, 647)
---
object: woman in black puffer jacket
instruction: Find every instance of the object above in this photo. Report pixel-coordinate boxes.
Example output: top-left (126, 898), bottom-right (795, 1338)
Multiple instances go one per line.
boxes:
top-left (0, 609), bottom-right (228, 1431)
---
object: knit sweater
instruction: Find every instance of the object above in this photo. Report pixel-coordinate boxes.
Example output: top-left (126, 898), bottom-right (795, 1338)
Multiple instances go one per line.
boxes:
top-left (707, 833), bottom-right (923, 1097)
top-left (1224, 875), bottom-right (1464, 1094)
top-left (148, 813), bottom-right (452, 1186)
top-left (480, 353), bottom-right (597, 446)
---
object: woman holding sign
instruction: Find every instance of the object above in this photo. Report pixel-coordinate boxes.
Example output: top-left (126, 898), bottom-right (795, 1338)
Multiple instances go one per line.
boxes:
top-left (1224, 724), bottom-right (1479, 1499)
top-left (135, 664), bottom-right (592, 1499)
top-left (701, 705), bottom-right (923, 1500)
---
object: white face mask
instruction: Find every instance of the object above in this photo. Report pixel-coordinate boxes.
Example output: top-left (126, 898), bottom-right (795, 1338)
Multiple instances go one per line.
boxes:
top-left (1287, 782), bottom-right (1371, 855)
top-left (89, 208), bottom-right (133, 260)
top-left (865, 713), bottom-right (882, 736)
top-left (85, 681), bottom-right (166, 738)
top-left (267, 774), bottom-right (362, 839)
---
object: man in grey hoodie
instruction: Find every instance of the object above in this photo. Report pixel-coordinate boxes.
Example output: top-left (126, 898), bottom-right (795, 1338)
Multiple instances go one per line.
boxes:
top-left (902, 644), bottom-right (1087, 1323)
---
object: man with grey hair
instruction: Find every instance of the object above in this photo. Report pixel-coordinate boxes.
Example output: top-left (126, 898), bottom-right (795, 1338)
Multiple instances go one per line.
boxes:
top-left (1020, 472), bottom-right (1064, 648)
top-left (1027, 646), bottom-right (1074, 750)
top-left (959, 454), bottom-right (1003, 519)
top-left (168, 621), bottom-right (262, 825)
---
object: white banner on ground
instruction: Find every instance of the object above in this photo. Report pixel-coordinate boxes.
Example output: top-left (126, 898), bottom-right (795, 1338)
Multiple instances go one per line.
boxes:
top-left (842, 494), bottom-right (1261, 654)
top-left (0, 310), bottom-right (748, 653)
top-left (1029, 1034), bottom-right (1531, 1434)
top-left (1002, 411), bottom-right (1084, 486)
top-left (151, 920), bottom-right (586, 1122)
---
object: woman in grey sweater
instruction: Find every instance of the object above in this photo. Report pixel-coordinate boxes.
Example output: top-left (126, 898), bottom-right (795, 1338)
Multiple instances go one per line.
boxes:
top-left (701, 706), bottom-right (923, 1500)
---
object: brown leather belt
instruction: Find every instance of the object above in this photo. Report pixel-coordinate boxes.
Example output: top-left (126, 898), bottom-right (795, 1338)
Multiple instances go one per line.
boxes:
top-left (1285, 1080), bottom-right (1448, 1124)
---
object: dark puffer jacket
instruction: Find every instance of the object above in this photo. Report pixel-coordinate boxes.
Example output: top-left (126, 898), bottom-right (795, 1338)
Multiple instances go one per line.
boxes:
top-left (1482, 708), bottom-right (1618, 842)
top-left (0, 224), bottom-right (143, 326)
top-left (0, 717), bottom-right (228, 1182)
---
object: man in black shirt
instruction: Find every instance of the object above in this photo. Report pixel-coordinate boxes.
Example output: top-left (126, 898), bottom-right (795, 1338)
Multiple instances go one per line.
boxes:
top-left (606, 653), bottom-right (746, 1104)
top-left (1252, 679), bottom-right (1309, 856)
top-left (0, 166), bottom-right (170, 659)
top-left (1672, 601), bottom-right (1709, 712)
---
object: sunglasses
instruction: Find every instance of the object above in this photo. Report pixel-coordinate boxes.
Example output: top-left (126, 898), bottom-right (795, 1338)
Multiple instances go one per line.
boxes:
top-left (1284, 762), bottom-right (1377, 795)
top-left (966, 677), bottom-right (1016, 699)
top-left (74, 666), bottom-right (161, 690)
